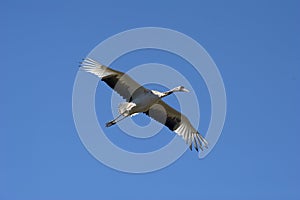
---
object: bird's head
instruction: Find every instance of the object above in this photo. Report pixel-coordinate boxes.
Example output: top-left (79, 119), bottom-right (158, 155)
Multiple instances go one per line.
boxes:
top-left (171, 86), bottom-right (190, 93)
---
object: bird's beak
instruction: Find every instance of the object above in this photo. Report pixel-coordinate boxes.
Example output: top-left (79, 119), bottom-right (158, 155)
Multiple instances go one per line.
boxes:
top-left (182, 88), bottom-right (190, 92)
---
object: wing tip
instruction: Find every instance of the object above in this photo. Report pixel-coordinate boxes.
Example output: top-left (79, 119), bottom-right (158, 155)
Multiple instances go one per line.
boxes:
top-left (189, 132), bottom-right (208, 152)
top-left (79, 57), bottom-right (109, 78)
top-left (79, 57), bottom-right (104, 69)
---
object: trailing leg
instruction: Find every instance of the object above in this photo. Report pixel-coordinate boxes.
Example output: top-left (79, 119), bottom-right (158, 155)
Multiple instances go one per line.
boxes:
top-left (105, 113), bottom-right (129, 127)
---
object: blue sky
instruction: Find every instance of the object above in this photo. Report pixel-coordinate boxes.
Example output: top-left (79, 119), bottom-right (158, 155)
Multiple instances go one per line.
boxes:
top-left (1, 0), bottom-right (299, 199)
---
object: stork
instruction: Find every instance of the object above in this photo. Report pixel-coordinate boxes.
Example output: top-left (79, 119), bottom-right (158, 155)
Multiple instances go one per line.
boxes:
top-left (80, 58), bottom-right (208, 151)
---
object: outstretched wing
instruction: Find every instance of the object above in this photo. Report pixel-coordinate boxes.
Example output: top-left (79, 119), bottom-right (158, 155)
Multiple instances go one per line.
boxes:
top-left (144, 100), bottom-right (208, 151)
top-left (80, 58), bottom-right (147, 101)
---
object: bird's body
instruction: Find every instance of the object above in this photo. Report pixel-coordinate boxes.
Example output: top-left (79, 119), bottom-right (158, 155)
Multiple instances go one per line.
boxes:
top-left (80, 58), bottom-right (208, 151)
top-left (130, 90), bottom-right (159, 113)
top-left (116, 90), bottom-right (159, 118)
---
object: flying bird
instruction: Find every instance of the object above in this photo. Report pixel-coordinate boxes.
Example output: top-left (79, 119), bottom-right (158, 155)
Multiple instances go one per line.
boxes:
top-left (80, 58), bottom-right (208, 151)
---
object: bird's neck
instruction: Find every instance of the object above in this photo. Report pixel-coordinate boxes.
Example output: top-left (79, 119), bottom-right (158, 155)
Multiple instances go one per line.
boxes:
top-left (151, 90), bottom-right (173, 98)
top-left (152, 88), bottom-right (178, 98)
top-left (161, 90), bottom-right (174, 98)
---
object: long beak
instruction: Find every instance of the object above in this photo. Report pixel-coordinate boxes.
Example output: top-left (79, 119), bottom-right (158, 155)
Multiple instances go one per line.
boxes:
top-left (182, 88), bottom-right (190, 92)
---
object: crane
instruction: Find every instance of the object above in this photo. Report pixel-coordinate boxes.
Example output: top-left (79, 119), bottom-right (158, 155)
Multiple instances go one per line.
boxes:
top-left (80, 58), bottom-right (208, 151)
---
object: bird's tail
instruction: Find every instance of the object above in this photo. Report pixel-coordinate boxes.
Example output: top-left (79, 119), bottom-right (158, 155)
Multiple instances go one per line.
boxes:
top-left (118, 102), bottom-right (136, 116)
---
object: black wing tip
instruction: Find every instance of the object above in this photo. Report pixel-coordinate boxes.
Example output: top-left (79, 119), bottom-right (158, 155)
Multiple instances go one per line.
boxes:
top-left (78, 60), bottom-right (84, 67)
top-left (189, 143), bottom-right (199, 152)
top-left (79, 57), bottom-right (100, 67)
top-left (189, 133), bottom-right (208, 153)
top-left (78, 58), bottom-right (89, 68)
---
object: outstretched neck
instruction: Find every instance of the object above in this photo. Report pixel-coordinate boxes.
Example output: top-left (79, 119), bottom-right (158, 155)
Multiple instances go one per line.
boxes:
top-left (152, 86), bottom-right (189, 99)
top-left (162, 86), bottom-right (189, 98)
top-left (161, 90), bottom-right (174, 98)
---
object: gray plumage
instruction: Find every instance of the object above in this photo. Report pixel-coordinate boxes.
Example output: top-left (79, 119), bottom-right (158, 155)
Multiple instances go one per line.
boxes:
top-left (80, 58), bottom-right (208, 151)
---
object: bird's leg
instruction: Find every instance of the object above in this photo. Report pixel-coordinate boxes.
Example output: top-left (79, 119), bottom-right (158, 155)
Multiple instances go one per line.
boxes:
top-left (105, 120), bottom-right (116, 127)
top-left (105, 113), bottom-right (128, 127)
top-left (105, 114), bottom-right (122, 127)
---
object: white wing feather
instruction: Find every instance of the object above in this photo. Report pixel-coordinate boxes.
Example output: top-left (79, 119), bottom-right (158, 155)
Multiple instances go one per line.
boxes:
top-left (80, 58), bottom-right (146, 101)
top-left (145, 100), bottom-right (208, 151)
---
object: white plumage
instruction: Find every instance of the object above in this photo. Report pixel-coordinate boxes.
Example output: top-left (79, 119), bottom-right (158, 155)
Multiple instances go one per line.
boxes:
top-left (80, 58), bottom-right (208, 151)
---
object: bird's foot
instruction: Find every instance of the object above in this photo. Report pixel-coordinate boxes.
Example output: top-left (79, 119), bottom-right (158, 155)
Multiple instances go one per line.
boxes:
top-left (105, 121), bottom-right (116, 127)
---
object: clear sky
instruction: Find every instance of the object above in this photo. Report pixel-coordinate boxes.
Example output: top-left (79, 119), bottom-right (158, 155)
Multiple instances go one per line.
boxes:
top-left (1, 0), bottom-right (299, 199)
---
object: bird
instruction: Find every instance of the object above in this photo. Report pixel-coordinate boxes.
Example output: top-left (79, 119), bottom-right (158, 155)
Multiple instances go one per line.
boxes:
top-left (80, 58), bottom-right (208, 151)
